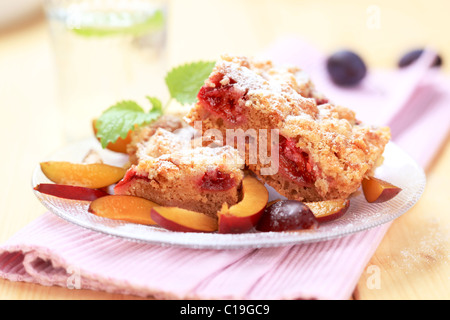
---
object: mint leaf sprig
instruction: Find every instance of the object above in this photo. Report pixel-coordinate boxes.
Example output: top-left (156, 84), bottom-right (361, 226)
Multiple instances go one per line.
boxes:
top-left (95, 97), bottom-right (163, 149)
top-left (95, 60), bottom-right (215, 149)
top-left (165, 61), bottom-right (216, 105)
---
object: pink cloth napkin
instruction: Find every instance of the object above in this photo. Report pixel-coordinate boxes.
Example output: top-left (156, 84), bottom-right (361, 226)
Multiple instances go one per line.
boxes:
top-left (1, 37), bottom-right (449, 300)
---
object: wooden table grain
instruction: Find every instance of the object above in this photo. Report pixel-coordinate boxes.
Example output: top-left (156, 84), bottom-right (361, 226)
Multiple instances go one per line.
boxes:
top-left (0, 0), bottom-right (448, 300)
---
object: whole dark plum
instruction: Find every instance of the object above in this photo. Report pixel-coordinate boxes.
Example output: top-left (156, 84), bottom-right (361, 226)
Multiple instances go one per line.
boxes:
top-left (326, 50), bottom-right (367, 86)
top-left (256, 200), bottom-right (319, 232)
top-left (398, 49), bottom-right (442, 68)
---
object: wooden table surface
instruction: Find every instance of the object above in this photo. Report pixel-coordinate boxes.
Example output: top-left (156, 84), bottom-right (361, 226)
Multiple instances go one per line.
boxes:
top-left (0, 0), bottom-right (449, 300)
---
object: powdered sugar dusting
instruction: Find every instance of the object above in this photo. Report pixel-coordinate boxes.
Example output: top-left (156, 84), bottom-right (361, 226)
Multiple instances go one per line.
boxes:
top-left (136, 128), bottom-right (191, 160)
top-left (387, 218), bottom-right (449, 274)
top-left (135, 127), bottom-right (245, 179)
top-left (161, 145), bottom-right (245, 172)
top-left (216, 55), bottom-right (319, 118)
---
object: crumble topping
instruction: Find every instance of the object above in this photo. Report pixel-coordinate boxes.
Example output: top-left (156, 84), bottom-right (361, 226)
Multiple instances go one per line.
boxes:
top-left (187, 54), bottom-right (391, 201)
top-left (136, 127), bottom-right (194, 160)
top-left (133, 128), bottom-right (244, 181)
top-left (210, 54), bottom-right (319, 120)
top-left (115, 121), bottom-right (245, 217)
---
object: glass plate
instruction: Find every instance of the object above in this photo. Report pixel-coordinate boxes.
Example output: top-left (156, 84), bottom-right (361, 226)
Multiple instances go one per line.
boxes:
top-left (32, 138), bottom-right (426, 249)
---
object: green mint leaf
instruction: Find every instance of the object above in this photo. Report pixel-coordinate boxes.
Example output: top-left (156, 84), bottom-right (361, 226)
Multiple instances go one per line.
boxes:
top-left (95, 100), bottom-right (162, 148)
top-left (165, 61), bottom-right (216, 105)
top-left (71, 9), bottom-right (165, 37)
top-left (146, 96), bottom-right (163, 113)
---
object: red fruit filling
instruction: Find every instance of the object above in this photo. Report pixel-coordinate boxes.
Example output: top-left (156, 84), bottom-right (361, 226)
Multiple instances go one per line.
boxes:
top-left (315, 97), bottom-right (329, 105)
top-left (198, 170), bottom-right (236, 191)
top-left (114, 168), bottom-right (149, 194)
top-left (115, 167), bottom-right (237, 194)
top-left (278, 136), bottom-right (315, 186)
top-left (197, 73), bottom-right (247, 124)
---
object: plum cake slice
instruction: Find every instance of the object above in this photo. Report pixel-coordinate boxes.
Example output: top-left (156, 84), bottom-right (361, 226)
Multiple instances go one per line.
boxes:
top-left (115, 128), bottom-right (244, 218)
top-left (185, 54), bottom-right (390, 202)
top-left (126, 114), bottom-right (186, 165)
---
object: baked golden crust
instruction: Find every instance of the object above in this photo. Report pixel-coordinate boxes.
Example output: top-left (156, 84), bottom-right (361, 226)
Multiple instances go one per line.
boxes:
top-left (115, 127), bottom-right (245, 217)
top-left (134, 141), bottom-right (245, 181)
top-left (186, 54), bottom-right (390, 201)
top-left (126, 114), bottom-right (185, 165)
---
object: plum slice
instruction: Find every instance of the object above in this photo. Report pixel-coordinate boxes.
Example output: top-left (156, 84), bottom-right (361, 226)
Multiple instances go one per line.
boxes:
top-left (34, 183), bottom-right (109, 201)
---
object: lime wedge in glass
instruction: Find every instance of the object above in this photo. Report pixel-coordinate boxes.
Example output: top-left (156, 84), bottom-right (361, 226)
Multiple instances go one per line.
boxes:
top-left (70, 9), bottom-right (164, 37)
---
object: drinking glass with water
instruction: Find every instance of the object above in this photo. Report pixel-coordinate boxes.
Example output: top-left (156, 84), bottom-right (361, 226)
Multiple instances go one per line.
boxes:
top-left (44, 0), bottom-right (168, 141)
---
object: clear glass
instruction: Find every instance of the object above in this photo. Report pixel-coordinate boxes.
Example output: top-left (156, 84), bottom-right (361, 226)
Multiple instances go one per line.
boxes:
top-left (32, 140), bottom-right (426, 249)
top-left (44, 0), bottom-right (168, 142)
